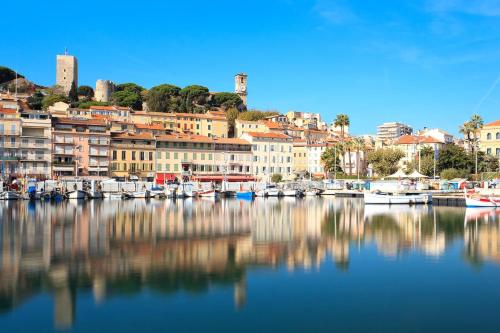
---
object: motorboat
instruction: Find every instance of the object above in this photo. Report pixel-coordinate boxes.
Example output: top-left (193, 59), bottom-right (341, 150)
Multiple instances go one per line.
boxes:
top-left (105, 193), bottom-right (124, 200)
top-left (465, 192), bottom-right (500, 207)
top-left (0, 191), bottom-right (21, 200)
top-left (129, 191), bottom-right (151, 199)
top-left (87, 180), bottom-right (104, 199)
top-left (266, 188), bottom-right (282, 197)
top-left (282, 189), bottom-right (299, 197)
top-left (198, 190), bottom-right (219, 198)
top-left (305, 188), bottom-right (322, 196)
top-left (236, 191), bottom-right (255, 199)
top-left (255, 189), bottom-right (267, 197)
top-left (363, 191), bottom-right (432, 205)
top-left (322, 179), bottom-right (344, 195)
top-left (66, 190), bottom-right (87, 200)
top-left (150, 186), bottom-right (167, 199)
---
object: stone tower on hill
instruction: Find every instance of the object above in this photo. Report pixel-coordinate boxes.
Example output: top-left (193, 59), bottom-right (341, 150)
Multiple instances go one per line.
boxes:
top-left (95, 79), bottom-right (116, 102)
top-left (56, 51), bottom-right (78, 94)
top-left (234, 73), bottom-right (247, 106)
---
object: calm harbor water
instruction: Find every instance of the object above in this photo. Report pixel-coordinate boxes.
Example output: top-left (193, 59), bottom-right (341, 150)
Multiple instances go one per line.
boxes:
top-left (0, 197), bottom-right (499, 333)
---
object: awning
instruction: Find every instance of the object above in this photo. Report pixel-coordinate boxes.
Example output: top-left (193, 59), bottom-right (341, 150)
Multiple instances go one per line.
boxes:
top-left (156, 173), bottom-right (177, 184)
top-left (191, 175), bottom-right (256, 182)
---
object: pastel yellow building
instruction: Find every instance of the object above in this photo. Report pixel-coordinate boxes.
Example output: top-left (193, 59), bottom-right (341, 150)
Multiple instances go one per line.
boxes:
top-left (110, 132), bottom-right (156, 181)
top-left (132, 111), bottom-right (228, 138)
top-left (292, 139), bottom-right (308, 175)
top-left (155, 133), bottom-right (253, 183)
top-left (480, 120), bottom-right (500, 158)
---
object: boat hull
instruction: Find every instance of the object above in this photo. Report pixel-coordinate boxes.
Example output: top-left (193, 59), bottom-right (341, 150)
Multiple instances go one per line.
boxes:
top-left (0, 191), bottom-right (21, 200)
top-left (364, 192), bottom-right (432, 205)
top-left (198, 190), bottom-right (219, 198)
top-left (67, 190), bottom-right (87, 200)
top-left (236, 191), bottom-right (255, 198)
top-left (466, 197), bottom-right (500, 207)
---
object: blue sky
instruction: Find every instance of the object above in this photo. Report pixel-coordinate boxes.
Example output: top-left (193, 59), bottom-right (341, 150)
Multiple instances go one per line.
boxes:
top-left (2, 0), bottom-right (500, 135)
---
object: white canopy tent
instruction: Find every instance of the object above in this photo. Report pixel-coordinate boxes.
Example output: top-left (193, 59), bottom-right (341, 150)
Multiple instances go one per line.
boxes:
top-left (408, 170), bottom-right (429, 178)
top-left (386, 170), bottom-right (408, 178)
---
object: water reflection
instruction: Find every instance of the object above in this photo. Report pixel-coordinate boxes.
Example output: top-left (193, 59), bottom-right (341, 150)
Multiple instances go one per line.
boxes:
top-left (0, 198), bottom-right (498, 330)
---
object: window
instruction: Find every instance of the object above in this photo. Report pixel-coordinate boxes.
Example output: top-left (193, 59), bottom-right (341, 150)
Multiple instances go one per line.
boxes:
top-left (209, 154), bottom-right (213, 160)
top-left (166, 152), bottom-right (170, 159)
top-left (165, 164), bottom-right (170, 171)
top-left (112, 151), bottom-right (117, 160)
top-left (497, 148), bottom-right (500, 157)
top-left (140, 152), bottom-right (145, 161)
top-left (487, 148), bottom-right (492, 155)
top-left (157, 164), bottom-right (162, 171)
top-left (201, 153), bottom-right (205, 160)
top-left (132, 151), bottom-right (136, 160)
top-left (149, 152), bottom-right (153, 161)
top-left (487, 133), bottom-right (492, 140)
top-left (157, 151), bottom-right (161, 159)
top-left (174, 152), bottom-right (178, 159)
top-left (497, 132), bottom-right (500, 140)
top-left (121, 151), bottom-right (126, 160)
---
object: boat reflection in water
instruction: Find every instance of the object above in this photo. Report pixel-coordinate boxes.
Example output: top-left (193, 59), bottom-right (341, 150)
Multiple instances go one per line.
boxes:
top-left (0, 198), bottom-right (499, 331)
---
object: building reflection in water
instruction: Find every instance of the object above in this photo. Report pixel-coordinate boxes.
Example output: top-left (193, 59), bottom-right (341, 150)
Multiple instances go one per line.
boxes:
top-left (0, 199), bottom-right (498, 329)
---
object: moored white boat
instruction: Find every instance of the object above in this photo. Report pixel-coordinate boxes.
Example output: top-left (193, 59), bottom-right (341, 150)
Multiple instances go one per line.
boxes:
top-left (129, 191), bottom-right (151, 199)
top-left (66, 190), bottom-right (87, 200)
top-left (0, 191), bottom-right (21, 200)
top-left (465, 196), bottom-right (500, 207)
top-left (266, 188), bottom-right (282, 197)
top-left (305, 189), bottom-right (321, 196)
top-left (198, 190), bottom-right (219, 198)
top-left (282, 189), bottom-right (299, 197)
top-left (364, 191), bottom-right (432, 205)
top-left (105, 193), bottom-right (124, 200)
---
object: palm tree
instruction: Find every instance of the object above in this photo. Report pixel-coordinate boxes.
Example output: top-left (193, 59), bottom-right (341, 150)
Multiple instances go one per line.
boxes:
top-left (344, 140), bottom-right (355, 175)
top-left (334, 114), bottom-right (350, 139)
top-left (334, 114), bottom-right (350, 173)
top-left (353, 137), bottom-right (366, 178)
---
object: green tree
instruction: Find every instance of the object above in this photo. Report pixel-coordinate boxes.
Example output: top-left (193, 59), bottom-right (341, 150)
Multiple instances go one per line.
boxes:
top-left (179, 85), bottom-right (209, 113)
top-left (237, 110), bottom-right (279, 121)
top-left (68, 81), bottom-right (78, 105)
top-left (211, 92), bottom-right (244, 111)
top-left (42, 94), bottom-right (68, 110)
top-left (27, 91), bottom-right (44, 110)
top-left (459, 114), bottom-right (483, 153)
top-left (77, 101), bottom-right (111, 109)
top-left (226, 107), bottom-right (239, 138)
top-left (367, 148), bottom-right (405, 177)
top-left (321, 145), bottom-right (344, 176)
top-left (112, 90), bottom-right (142, 110)
top-left (437, 143), bottom-right (472, 172)
top-left (116, 83), bottom-right (145, 94)
top-left (147, 84), bottom-right (181, 113)
top-left (77, 85), bottom-right (94, 100)
top-left (440, 168), bottom-right (468, 180)
top-left (271, 174), bottom-right (283, 183)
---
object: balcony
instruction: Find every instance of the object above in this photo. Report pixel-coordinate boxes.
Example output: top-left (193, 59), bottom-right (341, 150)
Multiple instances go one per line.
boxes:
top-left (0, 142), bottom-right (20, 149)
top-left (0, 130), bottom-right (20, 136)
top-left (53, 137), bottom-right (74, 144)
top-left (19, 154), bottom-right (51, 162)
top-left (88, 139), bottom-right (109, 146)
top-left (19, 142), bottom-right (51, 149)
top-left (89, 151), bottom-right (109, 157)
top-left (53, 149), bottom-right (75, 155)
top-left (52, 162), bottom-right (75, 171)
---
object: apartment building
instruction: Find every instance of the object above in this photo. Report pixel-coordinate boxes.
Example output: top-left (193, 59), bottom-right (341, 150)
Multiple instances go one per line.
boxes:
top-left (0, 108), bottom-right (21, 177)
top-left (393, 134), bottom-right (445, 167)
top-left (19, 111), bottom-right (52, 179)
top-left (377, 122), bottom-right (413, 142)
top-left (240, 132), bottom-right (294, 181)
top-left (110, 132), bottom-right (156, 181)
top-left (155, 134), bottom-right (253, 183)
top-left (52, 118), bottom-right (110, 178)
top-left (480, 120), bottom-right (500, 157)
top-left (67, 105), bottom-right (131, 122)
top-left (234, 119), bottom-right (267, 138)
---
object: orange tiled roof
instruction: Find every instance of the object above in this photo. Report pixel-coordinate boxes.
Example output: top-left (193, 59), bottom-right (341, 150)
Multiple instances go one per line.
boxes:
top-left (135, 123), bottom-right (165, 130)
top-left (396, 135), bottom-right (443, 145)
top-left (0, 108), bottom-right (18, 114)
top-left (111, 132), bottom-right (154, 140)
top-left (244, 132), bottom-right (291, 139)
top-left (484, 120), bottom-right (500, 127)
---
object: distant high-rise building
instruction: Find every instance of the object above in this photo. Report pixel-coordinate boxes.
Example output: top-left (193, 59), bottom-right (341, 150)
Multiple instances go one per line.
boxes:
top-left (56, 52), bottom-right (78, 94)
top-left (234, 73), bottom-right (247, 106)
top-left (377, 122), bottom-right (413, 142)
top-left (95, 80), bottom-right (116, 102)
